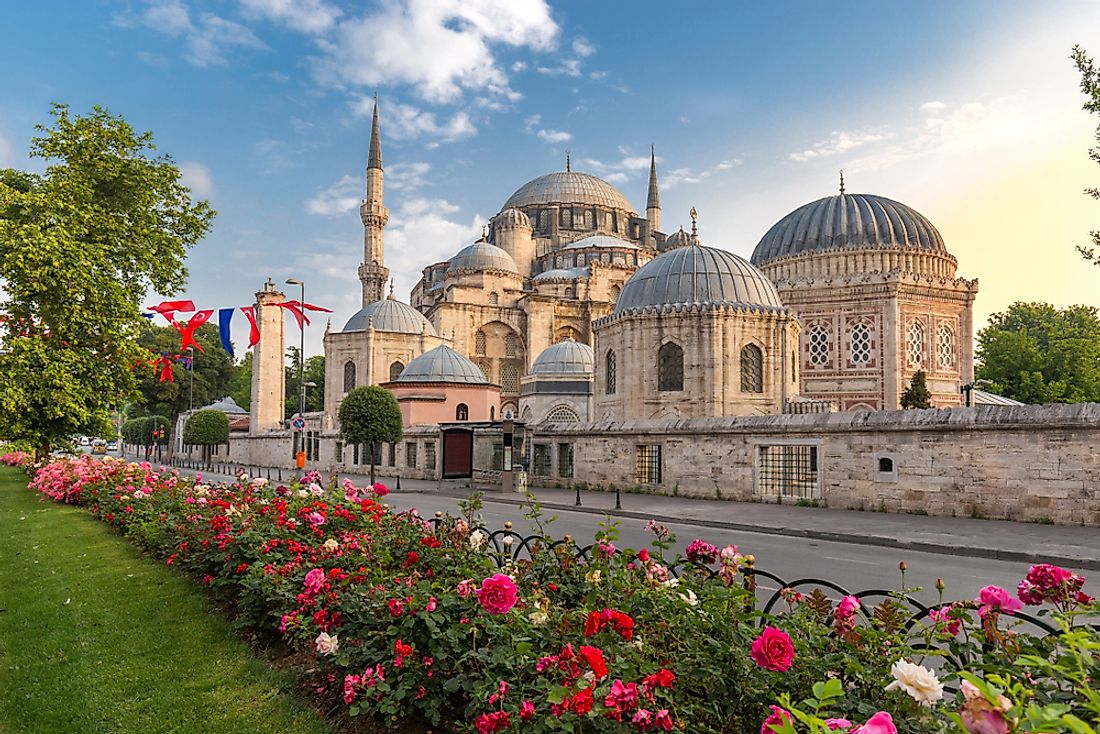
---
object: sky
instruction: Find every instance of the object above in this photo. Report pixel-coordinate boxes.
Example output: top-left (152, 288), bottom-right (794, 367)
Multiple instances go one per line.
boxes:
top-left (2, 0), bottom-right (1099, 357)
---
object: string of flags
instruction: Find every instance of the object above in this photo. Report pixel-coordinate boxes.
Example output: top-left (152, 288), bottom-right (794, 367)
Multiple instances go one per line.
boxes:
top-left (143, 299), bottom-right (332, 358)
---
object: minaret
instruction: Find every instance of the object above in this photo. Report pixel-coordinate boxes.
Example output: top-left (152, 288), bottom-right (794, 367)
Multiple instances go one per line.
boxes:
top-left (358, 97), bottom-right (390, 305)
top-left (646, 145), bottom-right (661, 233)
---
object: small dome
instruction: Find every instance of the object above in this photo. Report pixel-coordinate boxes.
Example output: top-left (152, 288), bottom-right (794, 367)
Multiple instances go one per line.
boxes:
top-left (394, 345), bottom-right (489, 385)
top-left (344, 299), bottom-right (438, 335)
top-left (199, 396), bottom-right (248, 414)
top-left (501, 171), bottom-right (636, 213)
top-left (751, 193), bottom-right (947, 265)
top-left (615, 243), bottom-right (783, 313)
top-left (562, 234), bottom-right (639, 250)
top-left (494, 207), bottom-right (530, 228)
top-left (533, 266), bottom-right (589, 281)
top-left (662, 226), bottom-right (692, 251)
top-left (531, 340), bottom-right (595, 375)
top-left (447, 239), bottom-right (519, 274)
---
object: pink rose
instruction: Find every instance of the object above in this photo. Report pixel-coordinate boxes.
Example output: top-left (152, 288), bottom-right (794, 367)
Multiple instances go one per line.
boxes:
top-left (835, 595), bottom-right (860, 621)
top-left (761, 705), bottom-right (792, 734)
top-left (519, 700), bottom-right (535, 720)
top-left (751, 626), bottom-right (795, 672)
top-left (825, 719), bottom-right (853, 730)
top-left (425, 596), bottom-right (438, 612)
top-left (371, 482), bottom-right (389, 497)
top-left (977, 585), bottom-right (1022, 617)
top-left (654, 709), bottom-right (674, 731)
top-left (853, 712), bottom-right (897, 734)
top-left (457, 578), bottom-right (476, 598)
top-left (476, 573), bottom-right (519, 615)
top-left (303, 568), bottom-right (326, 595)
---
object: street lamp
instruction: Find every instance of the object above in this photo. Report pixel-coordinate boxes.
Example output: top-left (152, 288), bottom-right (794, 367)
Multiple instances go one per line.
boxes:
top-left (285, 278), bottom-right (306, 419)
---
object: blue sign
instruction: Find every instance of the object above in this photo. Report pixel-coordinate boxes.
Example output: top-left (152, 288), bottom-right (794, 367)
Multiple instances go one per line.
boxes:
top-left (292, 417), bottom-right (306, 430)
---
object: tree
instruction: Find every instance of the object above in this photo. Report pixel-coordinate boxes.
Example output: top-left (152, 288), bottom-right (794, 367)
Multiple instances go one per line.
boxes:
top-left (121, 415), bottom-right (170, 459)
top-left (0, 104), bottom-right (213, 457)
top-left (133, 322), bottom-right (236, 421)
top-left (228, 351), bottom-right (253, 412)
top-left (1071, 46), bottom-right (1100, 266)
top-left (338, 386), bottom-right (402, 485)
top-left (900, 370), bottom-right (932, 409)
top-left (183, 410), bottom-right (228, 469)
top-left (976, 302), bottom-right (1100, 404)
top-left (284, 347), bottom-right (325, 417)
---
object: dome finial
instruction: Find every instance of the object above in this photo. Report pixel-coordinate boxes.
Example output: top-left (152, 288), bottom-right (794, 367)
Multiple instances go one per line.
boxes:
top-left (387, 279), bottom-right (395, 300)
top-left (839, 169), bottom-right (845, 196)
top-left (689, 206), bottom-right (699, 244)
top-left (480, 224), bottom-right (489, 241)
top-left (565, 150), bottom-right (571, 172)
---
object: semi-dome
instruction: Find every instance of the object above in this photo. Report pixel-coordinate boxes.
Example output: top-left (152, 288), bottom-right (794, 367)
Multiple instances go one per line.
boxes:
top-left (751, 193), bottom-right (947, 266)
top-left (501, 171), bottom-right (636, 213)
top-left (394, 345), bottom-right (489, 385)
top-left (663, 226), bottom-right (692, 250)
top-left (494, 207), bottom-right (530, 228)
top-left (447, 239), bottom-right (519, 274)
top-left (344, 297), bottom-right (439, 335)
top-left (615, 243), bottom-right (783, 314)
top-left (533, 266), bottom-right (589, 281)
top-left (198, 396), bottom-right (248, 414)
top-left (531, 340), bottom-right (595, 375)
top-left (563, 234), bottom-right (639, 250)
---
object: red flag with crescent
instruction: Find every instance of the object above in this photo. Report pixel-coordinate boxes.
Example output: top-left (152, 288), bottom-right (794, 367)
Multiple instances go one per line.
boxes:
top-left (147, 300), bottom-right (196, 325)
top-left (175, 309), bottom-right (213, 352)
top-left (240, 306), bottom-right (260, 348)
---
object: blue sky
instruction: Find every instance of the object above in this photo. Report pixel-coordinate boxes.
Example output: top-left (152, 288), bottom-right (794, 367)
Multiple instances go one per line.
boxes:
top-left (2, 0), bottom-right (1100, 356)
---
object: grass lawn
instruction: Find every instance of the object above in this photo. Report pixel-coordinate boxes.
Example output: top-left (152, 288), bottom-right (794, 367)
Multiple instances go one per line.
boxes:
top-left (0, 465), bottom-right (336, 734)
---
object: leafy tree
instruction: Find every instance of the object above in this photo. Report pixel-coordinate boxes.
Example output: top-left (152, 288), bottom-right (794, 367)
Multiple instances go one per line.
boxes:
top-left (338, 386), bottom-right (402, 485)
top-left (183, 409), bottom-right (228, 468)
top-left (121, 415), bottom-right (170, 459)
top-left (900, 370), bottom-right (932, 409)
top-left (133, 322), bottom-right (236, 420)
top-left (284, 347), bottom-right (325, 417)
top-left (0, 104), bottom-right (213, 458)
top-left (976, 301), bottom-right (1100, 403)
top-left (1072, 45), bottom-right (1100, 266)
top-left (228, 351), bottom-right (253, 412)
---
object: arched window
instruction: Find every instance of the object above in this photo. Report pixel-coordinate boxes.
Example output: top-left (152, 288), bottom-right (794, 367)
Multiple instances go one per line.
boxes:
top-left (455, 403), bottom-right (469, 421)
top-left (565, 287), bottom-right (575, 299)
top-left (502, 403), bottom-right (516, 419)
top-left (610, 284), bottom-right (621, 303)
top-left (658, 342), bottom-right (683, 392)
top-left (343, 361), bottom-right (356, 392)
top-left (808, 325), bottom-right (830, 367)
top-left (545, 405), bottom-right (580, 423)
top-left (937, 324), bottom-right (954, 369)
top-left (476, 359), bottom-right (492, 381)
top-left (488, 291), bottom-right (499, 305)
top-left (521, 405), bottom-right (533, 421)
top-left (583, 209), bottom-right (594, 229)
top-left (561, 208), bottom-right (572, 228)
top-left (850, 323), bottom-right (872, 366)
top-left (490, 406), bottom-right (495, 421)
top-left (389, 361), bottom-right (404, 381)
top-left (605, 350), bottom-right (617, 394)
top-left (474, 330), bottom-right (487, 356)
top-left (505, 333), bottom-right (518, 357)
top-left (740, 344), bottom-right (763, 393)
top-left (501, 365), bottom-right (519, 394)
top-left (907, 322), bottom-right (924, 367)
top-left (538, 210), bottom-right (549, 229)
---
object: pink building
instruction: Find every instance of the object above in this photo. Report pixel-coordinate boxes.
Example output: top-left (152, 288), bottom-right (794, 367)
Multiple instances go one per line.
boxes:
top-left (383, 344), bottom-right (501, 426)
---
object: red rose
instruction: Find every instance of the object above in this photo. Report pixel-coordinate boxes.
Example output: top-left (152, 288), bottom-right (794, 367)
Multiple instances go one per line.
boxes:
top-left (578, 645), bottom-right (607, 679)
top-left (750, 626), bottom-right (795, 672)
top-left (584, 610), bottom-right (604, 637)
top-left (476, 573), bottom-right (519, 615)
top-left (570, 686), bottom-right (594, 714)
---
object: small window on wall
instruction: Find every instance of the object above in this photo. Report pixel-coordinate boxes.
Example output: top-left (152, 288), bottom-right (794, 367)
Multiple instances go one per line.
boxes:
top-left (406, 442), bottom-right (418, 468)
top-left (606, 350), bottom-right (617, 394)
top-left (756, 445), bottom-right (819, 499)
top-left (907, 322), bottom-right (925, 367)
top-left (558, 443), bottom-right (574, 478)
top-left (545, 405), bottom-right (580, 423)
top-left (343, 360), bottom-right (356, 392)
top-left (505, 333), bottom-right (519, 357)
top-left (456, 403), bottom-right (469, 421)
top-left (658, 342), bottom-right (683, 392)
top-left (937, 324), bottom-right (954, 369)
top-left (488, 291), bottom-right (499, 305)
top-left (389, 361), bottom-right (404, 381)
top-left (388, 442), bottom-right (396, 467)
top-left (475, 331), bottom-right (487, 356)
top-left (501, 365), bottom-right (520, 394)
top-left (490, 406), bottom-right (495, 421)
top-left (874, 453), bottom-right (898, 482)
top-left (740, 344), bottom-right (763, 393)
top-left (808, 326), bottom-right (830, 367)
top-left (850, 323), bottom-right (872, 366)
top-left (532, 444), bottom-right (551, 476)
top-left (425, 441), bottom-right (436, 469)
top-left (635, 445), bottom-right (662, 484)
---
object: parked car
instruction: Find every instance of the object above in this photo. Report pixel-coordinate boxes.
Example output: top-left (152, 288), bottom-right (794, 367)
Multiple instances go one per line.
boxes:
top-left (107, 440), bottom-right (118, 452)
top-left (79, 436), bottom-right (90, 446)
top-left (91, 439), bottom-right (107, 455)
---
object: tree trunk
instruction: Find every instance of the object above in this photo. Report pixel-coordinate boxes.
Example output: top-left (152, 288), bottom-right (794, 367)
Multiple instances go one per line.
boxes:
top-left (369, 441), bottom-right (376, 486)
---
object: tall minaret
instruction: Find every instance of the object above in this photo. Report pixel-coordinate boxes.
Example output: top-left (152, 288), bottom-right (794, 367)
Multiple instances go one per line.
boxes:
top-left (646, 145), bottom-right (661, 233)
top-left (358, 97), bottom-right (390, 305)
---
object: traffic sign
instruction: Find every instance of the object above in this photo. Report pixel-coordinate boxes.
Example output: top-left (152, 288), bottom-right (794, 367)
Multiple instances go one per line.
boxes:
top-left (292, 417), bottom-right (306, 430)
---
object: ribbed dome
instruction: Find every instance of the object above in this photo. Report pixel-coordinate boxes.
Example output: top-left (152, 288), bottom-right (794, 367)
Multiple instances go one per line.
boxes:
top-left (494, 207), bottom-right (530, 228)
top-left (615, 244), bottom-right (783, 314)
top-left (563, 234), bottom-right (638, 250)
top-left (447, 239), bottom-right (519, 274)
top-left (344, 298), bottom-right (439, 335)
top-left (663, 227), bottom-right (692, 250)
top-left (751, 193), bottom-right (947, 265)
top-left (502, 171), bottom-right (636, 213)
top-left (531, 340), bottom-right (594, 375)
top-left (394, 345), bottom-right (488, 385)
top-left (199, 396), bottom-right (248, 414)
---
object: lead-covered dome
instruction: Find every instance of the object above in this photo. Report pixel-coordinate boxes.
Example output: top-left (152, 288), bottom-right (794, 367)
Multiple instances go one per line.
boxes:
top-left (344, 298), bottom-right (438, 335)
top-left (531, 340), bottom-right (595, 375)
top-left (394, 345), bottom-right (488, 385)
top-left (447, 239), bottom-right (519, 274)
top-left (563, 234), bottom-right (638, 250)
top-left (751, 193), bottom-right (947, 266)
top-left (502, 171), bottom-right (636, 213)
top-left (615, 243), bottom-right (783, 314)
top-left (494, 207), bottom-right (530, 228)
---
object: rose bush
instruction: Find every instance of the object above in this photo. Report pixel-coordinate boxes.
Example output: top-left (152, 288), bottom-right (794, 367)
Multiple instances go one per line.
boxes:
top-left (13, 456), bottom-right (1099, 733)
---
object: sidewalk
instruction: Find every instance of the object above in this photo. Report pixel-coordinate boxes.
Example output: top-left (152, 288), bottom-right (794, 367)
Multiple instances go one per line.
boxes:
top-left (150, 456), bottom-right (1100, 571)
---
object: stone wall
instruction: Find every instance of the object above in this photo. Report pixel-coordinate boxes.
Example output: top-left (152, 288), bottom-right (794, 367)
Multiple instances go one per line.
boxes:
top-left (527, 404), bottom-right (1100, 526)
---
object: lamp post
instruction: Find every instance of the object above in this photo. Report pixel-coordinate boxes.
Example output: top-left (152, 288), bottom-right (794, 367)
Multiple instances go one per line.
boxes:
top-left (187, 346), bottom-right (195, 411)
top-left (286, 278), bottom-right (306, 469)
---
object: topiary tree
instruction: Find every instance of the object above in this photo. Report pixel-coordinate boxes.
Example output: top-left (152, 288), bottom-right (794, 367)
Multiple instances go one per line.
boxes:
top-left (901, 370), bottom-right (933, 409)
top-left (338, 385), bottom-right (402, 485)
top-left (183, 409), bottom-right (228, 469)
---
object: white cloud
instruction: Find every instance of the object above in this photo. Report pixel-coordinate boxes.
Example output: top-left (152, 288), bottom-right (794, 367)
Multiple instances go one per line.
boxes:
top-left (315, 0), bottom-right (558, 104)
top-left (788, 129), bottom-right (893, 162)
top-left (387, 161), bottom-right (432, 190)
top-left (536, 58), bottom-right (582, 77)
top-left (120, 1), bottom-right (266, 67)
top-left (571, 37), bottom-right (595, 58)
top-left (179, 161), bottom-right (215, 198)
top-left (537, 128), bottom-right (571, 143)
top-left (385, 197), bottom-right (485, 290)
top-left (239, 0), bottom-right (343, 34)
top-left (919, 100), bottom-right (946, 114)
top-left (306, 174), bottom-right (360, 216)
top-left (352, 97), bottom-right (476, 144)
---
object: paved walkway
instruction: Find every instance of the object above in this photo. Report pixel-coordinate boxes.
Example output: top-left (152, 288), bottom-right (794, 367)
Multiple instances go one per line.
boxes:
top-left (149, 454), bottom-right (1100, 571)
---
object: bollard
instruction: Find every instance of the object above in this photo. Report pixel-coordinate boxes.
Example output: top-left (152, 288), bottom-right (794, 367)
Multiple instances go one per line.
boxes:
top-left (575, 484), bottom-right (582, 506)
top-left (396, 473), bottom-right (401, 491)
top-left (267, 467), bottom-right (272, 480)
top-left (615, 485), bottom-right (622, 510)
top-left (277, 467), bottom-right (282, 481)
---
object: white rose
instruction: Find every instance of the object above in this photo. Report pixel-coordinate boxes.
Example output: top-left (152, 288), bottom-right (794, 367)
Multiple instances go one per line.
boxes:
top-left (296, 489), bottom-right (309, 498)
top-left (678, 589), bottom-right (699, 607)
top-left (469, 530), bottom-right (488, 550)
top-left (308, 483), bottom-right (325, 496)
top-left (314, 632), bottom-right (339, 656)
top-left (529, 611), bottom-right (549, 626)
top-left (631, 638), bottom-right (643, 651)
top-left (585, 569), bottom-right (602, 584)
top-left (884, 658), bottom-right (944, 707)
top-left (322, 539), bottom-right (340, 552)
top-left (660, 576), bottom-right (681, 589)
top-left (252, 478), bottom-right (268, 488)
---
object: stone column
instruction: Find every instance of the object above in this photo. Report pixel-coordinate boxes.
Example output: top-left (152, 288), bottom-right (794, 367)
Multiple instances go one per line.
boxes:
top-left (250, 278), bottom-right (286, 434)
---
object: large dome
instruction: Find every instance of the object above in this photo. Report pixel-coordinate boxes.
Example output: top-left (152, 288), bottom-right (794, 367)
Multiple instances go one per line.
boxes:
top-left (447, 239), bottom-right (519, 274)
top-left (751, 193), bottom-right (947, 266)
top-left (531, 340), bottom-right (595, 375)
top-left (502, 171), bottom-right (636, 213)
top-left (394, 345), bottom-right (488, 385)
top-left (344, 298), bottom-right (438, 335)
top-left (615, 243), bottom-right (783, 314)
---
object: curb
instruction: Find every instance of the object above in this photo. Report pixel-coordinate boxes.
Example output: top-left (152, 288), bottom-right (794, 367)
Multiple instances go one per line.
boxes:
top-left (428, 489), bottom-right (1100, 572)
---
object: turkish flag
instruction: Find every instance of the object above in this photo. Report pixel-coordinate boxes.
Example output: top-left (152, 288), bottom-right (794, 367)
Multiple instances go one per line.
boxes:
top-left (175, 309), bottom-right (213, 352)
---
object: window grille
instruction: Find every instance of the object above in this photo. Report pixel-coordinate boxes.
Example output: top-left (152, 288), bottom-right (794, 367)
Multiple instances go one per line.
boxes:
top-left (610, 285), bottom-right (621, 303)
top-left (505, 333), bottom-right (518, 357)
top-left (658, 342), bottom-right (683, 392)
top-left (756, 445), bottom-right (819, 499)
top-left (501, 365), bottom-right (519, 394)
top-left (791, 352), bottom-right (797, 384)
top-left (343, 361), bottom-right (356, 392)
top-left (406, 442), bottom-right (418, 469)
top-left (558, 443), bottom-right (574, 478)
top-left (850, 323), bottom-right (872, 366)
top-left (532, 444), bottom-right (551, 476)
top-left (606, 349), bottom-right (617, 394)
top-left (635, 445), bottom-right (662, 484)
top-left (425, 441), bottom-right (436, 469)
top-left (352, 442), bottom-right (360, 465)
top-left (561, 208), bottom-right (572, 228)
top-left (335, 440), bottom-right (343, 464)
top-left (455, 403), bottom-right (469, 421)
top-left (388, 442), bottom-right (396, 467)
top-left (937, 324), bottom-right (954, 369)
top-left (808, 326), bottom-right (830, 367)
top-left (907, 322), bottom-right (924, 367)
top-left (740, 344), bottom-right (763, 393)
top-left (583, 209), bottom-right (594, 229)
top-left (477, 360), bottom-right (492, 381)
top-left (488, 291), bottom-right (499, 305)
top-left (545, 405), bottom-right (579, 423)
top-left (475, 331), bottom-right (486, 355)
top-left (389, 361), bottom-right (404, 381)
